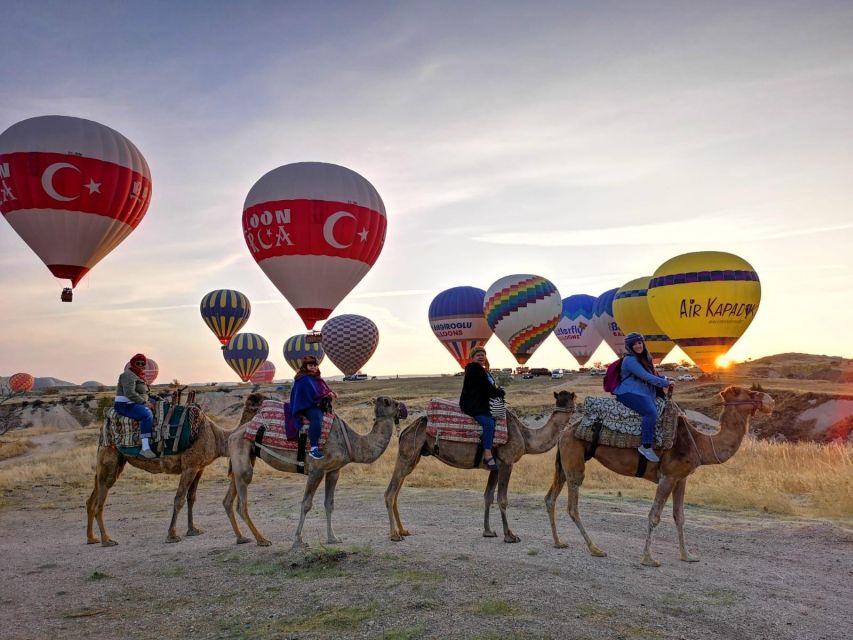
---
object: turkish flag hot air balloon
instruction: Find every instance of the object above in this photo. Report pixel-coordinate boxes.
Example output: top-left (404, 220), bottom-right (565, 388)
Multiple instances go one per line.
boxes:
top-left (0, 116), bottom-right (152, 296)
top-left (223, 333), bottom-right (269, 382)
top-left (9, 372), bottom-right (35, 393)
top-left (283, 334), bottom-right (325, 372)
top-left (484, 275), bottom-right (561, 365)
top-left (243, 162), bottom-right (386, 329)
top-left (200, 289), bottom-right (251, 347)
top-left (249, 360), bottom-right (276, 384)
top-left (592, 288), bottom-right (624, 357)
top-left (429, 286), bottom-right (492, 369)
top-left (555, 294), bottom-right (603, 366)
top-left (142, 358), bottom-right (159, 385)
top-left (613, 277), bottom-right (676, 364)
top-left (647, 251), bottom-right (761, 371)
top-left (320, 314), bottom-right (379, 376)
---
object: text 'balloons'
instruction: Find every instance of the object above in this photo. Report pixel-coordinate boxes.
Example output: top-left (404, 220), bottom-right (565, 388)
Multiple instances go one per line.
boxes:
top-left (200, 289), bottom-right (251, 346)
top-left (283, 334), bottom-right (325, 373)
top-left (428, 286), bottom-right (492, 369)
top-left (223, 333), bottom-right (269, 382)
top-left (555, 294), bottom-right (603, 367)
top-left (320, 314), bottom-right (379, 376)
top-left (613, 277), bottom-right (675, 364)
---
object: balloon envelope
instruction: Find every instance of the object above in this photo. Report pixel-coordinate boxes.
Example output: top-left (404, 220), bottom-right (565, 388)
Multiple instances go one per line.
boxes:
top-left (613, 277), bottom-right (676, 364)
top-left (593, 288), bottom-right (624, 357)
top-left (428, 286), bottom-right (492, 369)
top-left (320, 314), bottom-right (379, 376)
top-left (283, 334), bottom-right (326, 372)
top-left (249, 360), bottom-right (276, 384)
top-left (143, 359), bottom-right (159, 385)
top-left (555, 294), bottom-right (603, 366)
top-left (9, 372), bottom-right (34, 393)
top-left (484, 275), bottom-right (561, 365)
top-left (0, 115), bottom-right (151, 288)
top-left (200, 289), bottom-right (251, 346)
top-left (223, 333), bottom-right (270, 382)
top-left (243, 162), bottom-right (386, 329)
top-left (647, 251), bottom-right (760, 371)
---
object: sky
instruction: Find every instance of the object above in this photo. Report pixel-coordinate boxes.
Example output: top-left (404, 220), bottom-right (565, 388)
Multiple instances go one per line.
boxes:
top-left (1, 0), bottom-right (852, 384)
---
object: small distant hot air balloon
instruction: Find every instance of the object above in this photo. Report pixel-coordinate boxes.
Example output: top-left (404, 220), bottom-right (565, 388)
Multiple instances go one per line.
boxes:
top-left (320, 314), bottom-right (379, 376)
top-left (9, 372), bottom-right (35, 393)
top-left (0, 115), bottom-right (152, 301)
top-left (223, 333), bottom-right (269, 382)
top-left (283, 334), bottom-right (325, 372)
top-left (613, 277), bottom-right (676, 364)
top-left (142, 358), bottom-right (159, 385)
top-left (428, 286), bottom-right (493, 369)
top-left (484, 275), bottom-right (561, 365)
top-left (243, 162), bottom-right (387, 329)
top-left (554, 294), bottom-right (603, 366)
top-left (200, 289), bottom-right (251, 347)
top-left (249, 360), bottom-right (276, 384)
top-left (647, 251), bottom-right (761, 371)
top-left (593, 288), bottom-right (624, 357)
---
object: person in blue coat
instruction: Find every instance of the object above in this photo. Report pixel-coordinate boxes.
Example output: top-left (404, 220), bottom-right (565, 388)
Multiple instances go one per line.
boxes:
top-left (615, 332), bottom-right (674, 462)
top-left (289, 355), bottom-right (336, 459)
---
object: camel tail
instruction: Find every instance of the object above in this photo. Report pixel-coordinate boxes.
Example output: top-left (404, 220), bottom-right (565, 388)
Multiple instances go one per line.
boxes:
top-left (227, 460), bottom-right (232, 477)
top-left (554, 448), bottom-right (566, 483)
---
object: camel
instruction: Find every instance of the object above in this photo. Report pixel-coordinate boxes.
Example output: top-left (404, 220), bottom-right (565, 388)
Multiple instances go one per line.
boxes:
top-left (224, 396), bottom-right (406, 548)
top-left (544, 385), bottom-right (775, 566)
top-left (385, 390), bottom-right (576, 543)
top-left (86, 393), bottom-right (264, 546)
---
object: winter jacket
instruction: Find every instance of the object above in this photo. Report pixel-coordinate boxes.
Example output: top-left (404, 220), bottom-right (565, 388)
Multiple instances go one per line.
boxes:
top-left (290, 375), bottom-right (333, 415)
top-left (115, 369), bottom-right (149, 404)
top-left (615, 354), bottom-right (671, 401)
top-left (459, 362), bottom-right (505, 417)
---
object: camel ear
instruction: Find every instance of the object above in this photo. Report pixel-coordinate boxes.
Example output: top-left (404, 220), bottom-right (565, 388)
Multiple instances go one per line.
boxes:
top-left (553, 392), bottom-right (558, 400)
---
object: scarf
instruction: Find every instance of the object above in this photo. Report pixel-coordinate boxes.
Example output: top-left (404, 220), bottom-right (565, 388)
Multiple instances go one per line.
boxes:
top-left (128, 353), bottom-right (147, 379)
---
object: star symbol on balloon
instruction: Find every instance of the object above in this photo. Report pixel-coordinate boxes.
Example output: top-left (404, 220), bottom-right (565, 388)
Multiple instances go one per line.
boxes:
top-left (85, 178), bottom-right (101, 194)
top-left (357, 228), bottom-right (369, 242)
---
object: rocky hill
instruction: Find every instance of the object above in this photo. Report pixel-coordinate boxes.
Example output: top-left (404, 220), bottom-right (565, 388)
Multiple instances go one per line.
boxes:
top-left (733, 353), bottom-right (853, 383)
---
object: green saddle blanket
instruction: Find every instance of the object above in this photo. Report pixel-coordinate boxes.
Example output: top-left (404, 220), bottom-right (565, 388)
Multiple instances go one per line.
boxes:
top-left (100, 401), bottom-right (203, 457)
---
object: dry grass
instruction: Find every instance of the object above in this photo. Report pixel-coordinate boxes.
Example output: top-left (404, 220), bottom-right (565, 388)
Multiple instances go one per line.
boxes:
top-left (0, 438), bottom-right (37, 461)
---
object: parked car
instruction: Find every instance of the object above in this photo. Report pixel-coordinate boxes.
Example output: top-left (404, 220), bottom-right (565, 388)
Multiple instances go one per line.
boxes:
top-left (676, 374), bottom-right (695, 381)
top-left (521, 372), bottom-right (535, 380)
top-left (343, 373), bottom-right (369, 381)
top-left (588, 368), bottom-right (606, 376)
top-left (551, 369), bottom-right (564, 379)
top-left (529, 367), bottom-right (551, 377)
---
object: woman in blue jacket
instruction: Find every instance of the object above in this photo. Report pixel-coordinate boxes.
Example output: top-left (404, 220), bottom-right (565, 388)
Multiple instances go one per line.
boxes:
top-left (289, 355), bottom-right (336, 460)
top-left (615, 333), bottom-right (673, 463)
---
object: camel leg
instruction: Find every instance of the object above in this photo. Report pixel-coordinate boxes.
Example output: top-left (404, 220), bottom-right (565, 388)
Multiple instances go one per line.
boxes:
top-left (233, 457), bottom-right (270, 546)
top-left (566, 470), bottom-right (606, 557)
top-left (641, 475), bottom-right (677, 567)
top-left (673, 478), bottom-right (698, 562)
top-left (222, 473), bottom-right (252, 544)
top-left (496, 464), bottom-right (520, 543)
top-left (185, 468), bottom-right (205, 536)
top-left (323, 469), bottom-right (342, 544)
top-left (86, 448), bottom-right (125, 547)
top-left (482, 470), bottom-right (499, 538)
top-left (544, 452), bottom-right (568, 548)
top-left (166, 468), bottom-right (198, 543)
top-left (293, 469), bottom-right (325, 549)
top-left (384, 449), bottom-right (422, 542)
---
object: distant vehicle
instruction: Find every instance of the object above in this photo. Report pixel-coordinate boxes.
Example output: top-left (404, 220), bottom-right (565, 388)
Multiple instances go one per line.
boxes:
top-left (529, 367), bottom-right (551, 377)
top-left (675, 366), bottom-right (690, 371)
top-left (551, 369), bottom-right (564, 379)
top-left (588, 368), bottom-right (606, 376)
top-left (343, 373), bottom-right (369, 381)
top-left (521, 373), bottom-right (535, 380)
top-left (677, 374), bottom-right (696, 381)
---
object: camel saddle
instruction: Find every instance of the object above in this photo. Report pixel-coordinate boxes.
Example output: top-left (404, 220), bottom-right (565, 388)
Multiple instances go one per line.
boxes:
top-left (574, 396), bottom-right (679, 450)
top-left (426, 398), bottom-right (509, 446)
top-left (243, 399), bottom-right (335, 451)
top-left (99, 397), bottom-right (205, 457)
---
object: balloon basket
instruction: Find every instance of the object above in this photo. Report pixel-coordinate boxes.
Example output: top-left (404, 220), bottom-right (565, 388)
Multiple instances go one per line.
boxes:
top-left (61, 288), bottom-right (73, 302)
top-left (305, 331), bottom-right (322, 344)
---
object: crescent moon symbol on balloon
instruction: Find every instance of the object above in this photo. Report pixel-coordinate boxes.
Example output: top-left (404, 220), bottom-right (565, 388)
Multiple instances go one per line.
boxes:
top-left (41, 163), bottom-right (80, 202)
top-left (323, 211), bottom-right (356, 249)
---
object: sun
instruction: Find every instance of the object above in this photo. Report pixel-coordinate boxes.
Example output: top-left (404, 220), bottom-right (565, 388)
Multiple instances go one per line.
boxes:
top-left (715, 355), bottom-right (734, 369)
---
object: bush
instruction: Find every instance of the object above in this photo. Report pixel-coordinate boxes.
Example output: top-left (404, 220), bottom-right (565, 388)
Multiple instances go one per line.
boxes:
top-left (95, 396), bottom-right (113, 421)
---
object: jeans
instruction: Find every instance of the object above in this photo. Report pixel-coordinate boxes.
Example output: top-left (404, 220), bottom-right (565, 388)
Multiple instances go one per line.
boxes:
top-left (473, 414), bottom-right (496, 450)
top-left (616, 393), bottom-right (657, 446)
top-left (301, 406), bottom-right (325, 448)
top-left (114, 402), bottom-right (154, 437)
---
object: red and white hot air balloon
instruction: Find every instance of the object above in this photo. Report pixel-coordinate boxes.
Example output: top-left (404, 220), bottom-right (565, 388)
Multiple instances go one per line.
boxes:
top-left (143, 358), bottom-right (159, 385)
top-left (0, 116), bottom-right (152, 300)
top-left (242, 162), bottom-right (386, 329)
top-left (249, 360), bottom-right (276, 384)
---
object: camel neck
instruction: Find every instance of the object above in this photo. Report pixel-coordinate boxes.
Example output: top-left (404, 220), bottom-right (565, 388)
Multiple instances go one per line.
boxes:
top-left (702, 405), bottom-right (751, 464)
top-left (350, 416), bottom-right (394, 463)
top-left (522, 408), bottom-right (574, 454)
top-left (212, 422), bottom-right (233, 458)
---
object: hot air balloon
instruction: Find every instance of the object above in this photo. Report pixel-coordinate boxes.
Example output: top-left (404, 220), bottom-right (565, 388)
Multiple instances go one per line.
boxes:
top-left (223, 333), bottom-right (269, 382)
top-left (592, 288), bottom-right (624, 357)
top-left (142, 358), bottom-right (159, 385)
top-left (249, 360), bottom-right (276, 384)
top-left (320, 314), bottom-right (379, 376)
top-left (554, 294), bottom-right (603, 366)
top-left (200, 289), bottom-right (251, 347)
top-left (8, 372), bottom-right (34, 393)
top-left (613, 277), bottom-right (676, 364)
top-left (243, 162), bottom-right (387, 329)
top-left (283, 334), bottom-right (326, 372)
top-left (647, 251), bottom-right (761, 371)
top-left (484, 275), bottom-right (561, 365)
top-left (428, 286), bottom-right (493, 369)
top-left (0, 115), bottom-right (152, 301)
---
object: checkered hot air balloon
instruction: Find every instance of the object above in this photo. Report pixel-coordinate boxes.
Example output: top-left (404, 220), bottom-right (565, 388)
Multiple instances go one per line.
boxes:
top-left (428, 286), bottom-right (492, 369)
top-left (593, 288), bottom-right (624, 358)
top-left (223, 333), bottom-right (269, 382)
top-left (249, 360), bottom-right (276, 384)
top-left (320, 315), bottom-right (379, 377)
top-left (555, 294), bottom-right (603, 367)
top-left (282, 334), bottom-right (325, 372)
top-left (200, 289), bottom-right (251, 347)
top-left (9, 372), bottom-right (35, 393)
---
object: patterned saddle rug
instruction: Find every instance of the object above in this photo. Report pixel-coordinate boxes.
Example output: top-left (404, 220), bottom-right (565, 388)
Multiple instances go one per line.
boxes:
top-left (426, 399), bottom-right (509, 446)
top-left (574, 396), bottom-right (679, 450)
top-left (243, 399), bottom-right (335, 451)
top-left (100, 400), bottom-right (205, 457)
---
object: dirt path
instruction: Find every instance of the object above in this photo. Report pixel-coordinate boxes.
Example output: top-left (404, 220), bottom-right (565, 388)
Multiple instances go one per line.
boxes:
top-left (1, 474), bottom-right (850, 640)
top-left (0, 429), bottom-right (81, 468)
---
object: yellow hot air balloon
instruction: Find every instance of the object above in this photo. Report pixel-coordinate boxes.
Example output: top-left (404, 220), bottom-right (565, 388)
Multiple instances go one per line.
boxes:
top-left (647, 252), bottom-right (760, 372)
top-left (613, 276), bottom-right (676, 364)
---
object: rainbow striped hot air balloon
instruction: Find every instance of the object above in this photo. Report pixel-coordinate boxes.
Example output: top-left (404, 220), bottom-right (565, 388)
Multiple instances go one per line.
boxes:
top-left (283, 334), bottom-right (325, 372)
top-left (142, 358), bottom-right (159, 385)
top-left (200, 289), bottom-right (251, 347)
top-left (484, 275), bottom-right (561, 365)
top-left (428, 286), bottom-right (492, 369)
top-left (555, 294), bottom-right (603, 366)
top-left (647, 251), bottom-right (761, 371)
top-left (592, 288), bottom-right (624, 357)
top-left (223, 333), bottom-right (269, 382)
top-left (320, 314), bottom-right (379, 376)
top-left (9, 372), bottom-right (35, 393)
top-left (249, 360), bottom-right (276, 384)
top-left (613, 277), bottom-right (676, 364)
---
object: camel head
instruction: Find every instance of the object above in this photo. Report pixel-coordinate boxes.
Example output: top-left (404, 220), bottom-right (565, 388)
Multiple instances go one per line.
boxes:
top-left (553, 390), bottom-right (576, 412)
top-left (374, 396), bottom-right (408, 425)
top-left (719, 386), bottom-right (775, 416)
top-left (238, 392), bottom-right (267, 425)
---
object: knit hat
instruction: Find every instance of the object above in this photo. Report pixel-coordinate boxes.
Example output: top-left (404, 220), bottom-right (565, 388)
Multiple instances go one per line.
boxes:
top-left (468, 346), bottom-right (487, 359)
top-left (624, 332), bottom-right (645, 350)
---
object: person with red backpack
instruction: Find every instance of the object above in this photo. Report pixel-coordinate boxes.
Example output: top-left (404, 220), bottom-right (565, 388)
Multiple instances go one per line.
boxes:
top-left (614, 333), bottom-right (673, 463)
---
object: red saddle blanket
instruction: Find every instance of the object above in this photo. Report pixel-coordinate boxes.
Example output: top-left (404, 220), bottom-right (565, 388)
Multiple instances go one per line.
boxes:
top-left (425, 398), bottom-right (509, 446)
top-left (243, 400), bottom-right (334, 450)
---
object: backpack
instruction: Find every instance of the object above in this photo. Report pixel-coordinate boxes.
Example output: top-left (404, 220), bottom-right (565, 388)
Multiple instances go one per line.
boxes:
top-left (602, 357), bottom-right (625, 394)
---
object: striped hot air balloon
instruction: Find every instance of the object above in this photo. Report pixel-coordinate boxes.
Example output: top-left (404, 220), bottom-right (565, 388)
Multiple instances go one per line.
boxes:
top-left (428, 286), bottom-right (492, 369)
top-left (243, 162), bottom-right (387, 329)
top-left (592, 288), bottom-right (624, 357)
top-left (320, 314), bottom-right (379, 376)
top-left (249, 360), bottom-right (276, 384)
top-left (223, 333), bottom-right (269, 382)
top-left (283, 334), bottom-right (325, 372)
top-left (484, 275), bottom-right (561, 365)
top-left (200, 289), bottom-right (251, 347)
top-left (0, 116), bottom-right (151, 297)
top-left (142, 358), bottom-right (159, 385)
top-left (613, 277), bottom-right (676, 364)
top-left (9, 372), bottom-right (35, 393)
top-left (554, 294), bottom-right (603, 367)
